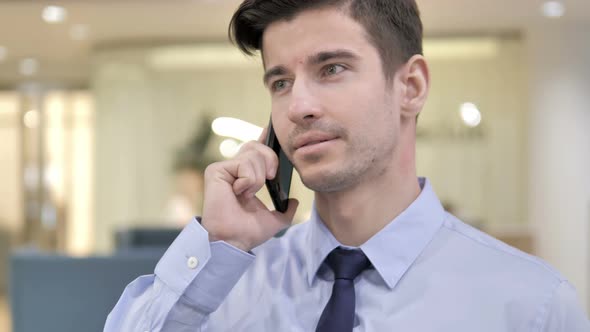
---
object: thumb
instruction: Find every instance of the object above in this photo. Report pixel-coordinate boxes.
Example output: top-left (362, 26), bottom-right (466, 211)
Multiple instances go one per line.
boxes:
top-left (272, 198), bottom-right (300, 225)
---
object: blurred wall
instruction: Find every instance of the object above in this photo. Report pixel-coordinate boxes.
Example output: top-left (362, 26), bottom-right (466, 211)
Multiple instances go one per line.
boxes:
top-left (418, 37), bottom-right (527, 230)
top-left (527, 21), bottom-right (590, 310)
top-left (0, 93), bottom-right (22, 236)
top-left (92, 47), bottom-right (314, 253)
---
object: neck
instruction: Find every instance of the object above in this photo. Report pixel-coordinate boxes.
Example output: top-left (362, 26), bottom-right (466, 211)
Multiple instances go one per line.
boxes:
top-left (315, 131), bottom-right (420, 247)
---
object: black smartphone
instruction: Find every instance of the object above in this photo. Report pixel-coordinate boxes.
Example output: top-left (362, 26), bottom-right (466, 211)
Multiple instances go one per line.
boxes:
top-left (264, 118), bottom-right (293, 213)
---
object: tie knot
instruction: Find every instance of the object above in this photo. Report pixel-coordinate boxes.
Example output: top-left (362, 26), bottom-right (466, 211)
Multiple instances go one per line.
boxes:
top-left (325, 247), bottom-right (370, 280)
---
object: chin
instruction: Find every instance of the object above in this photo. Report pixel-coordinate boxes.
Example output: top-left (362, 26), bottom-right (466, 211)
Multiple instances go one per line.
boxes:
top-left (299, 167), bottom-right (353, 193)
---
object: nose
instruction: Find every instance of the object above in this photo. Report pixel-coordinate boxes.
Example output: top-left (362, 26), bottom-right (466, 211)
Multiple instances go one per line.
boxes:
top-left (287, 78), bottom-right (323, 125)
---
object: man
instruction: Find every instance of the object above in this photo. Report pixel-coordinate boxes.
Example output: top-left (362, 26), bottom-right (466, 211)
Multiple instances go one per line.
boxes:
top-left (105, 0), bottom-right (589, 331)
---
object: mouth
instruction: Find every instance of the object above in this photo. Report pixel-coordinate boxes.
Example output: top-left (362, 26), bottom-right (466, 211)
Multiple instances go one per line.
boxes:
top-left (293, 132), bottom-right (339, 150)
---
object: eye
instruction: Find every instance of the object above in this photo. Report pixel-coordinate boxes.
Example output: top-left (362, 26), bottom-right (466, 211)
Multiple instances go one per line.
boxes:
top-left (271, 79), bottom-right (290, 92)
top-left (323, 64), bottom-right (345, 76)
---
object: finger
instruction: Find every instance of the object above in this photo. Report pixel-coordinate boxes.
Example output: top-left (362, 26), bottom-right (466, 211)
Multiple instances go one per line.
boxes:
top-left (258, 125), bottom-right (269, 144)
top-left (272, 198), bottom-right (299, 221)
top-left (244, 153), bottom-right (266, 197)
top-left (261, 147), bottom-right (279, 179)
top-left (238, 141), bottom-right (278, 180)
top-left (232, 159), bottom-right (257, 195)
top-left (205, 160), bottom-right (243, 185)
top-left (263, 198), bottom-right (299, 236)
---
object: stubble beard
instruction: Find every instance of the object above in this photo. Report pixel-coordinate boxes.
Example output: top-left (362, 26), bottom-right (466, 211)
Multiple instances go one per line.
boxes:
top-left (290, 100), bottom-right (398, 193)
top-left (299, 134), bottom-right (393, 193)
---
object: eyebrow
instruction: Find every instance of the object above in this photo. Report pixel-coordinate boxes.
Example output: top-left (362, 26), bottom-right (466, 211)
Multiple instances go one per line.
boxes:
top-left (308, 49), bottom-right (359, 66)
top-left (262, 49), bottom-right (359, 86)
top-left (263, 66), bottom-right (288, 87)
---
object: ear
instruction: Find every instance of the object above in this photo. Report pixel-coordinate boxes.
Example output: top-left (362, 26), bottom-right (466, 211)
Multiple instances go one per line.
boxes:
top-left (399, 55), bottom-right (430, 120)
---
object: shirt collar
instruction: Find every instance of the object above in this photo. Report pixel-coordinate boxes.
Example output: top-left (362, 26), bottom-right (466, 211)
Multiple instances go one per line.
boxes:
top-left (304, 177), bottom-right (446, 289)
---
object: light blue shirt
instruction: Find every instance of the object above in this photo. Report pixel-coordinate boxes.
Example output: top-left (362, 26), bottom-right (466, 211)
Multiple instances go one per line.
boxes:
top-left (105, 178), bottom-right (589, 331)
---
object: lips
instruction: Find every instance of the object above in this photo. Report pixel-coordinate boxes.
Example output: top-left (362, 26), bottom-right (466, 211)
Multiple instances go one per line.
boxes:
top-left (293, 132), bottom-right (338, 150)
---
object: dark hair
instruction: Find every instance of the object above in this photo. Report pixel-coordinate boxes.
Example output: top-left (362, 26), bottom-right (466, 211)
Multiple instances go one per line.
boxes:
top-left (228, 0), bottom-right (423, 79)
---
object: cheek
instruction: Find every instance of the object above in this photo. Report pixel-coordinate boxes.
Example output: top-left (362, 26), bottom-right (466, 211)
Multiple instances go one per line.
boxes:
top-left (270, 97), bottom-right (285, 116)
top-left (358, 92), bottom-right (399, 138)
top-left (270, 109), bottom-right (290, 144)
top-left (270, 98), bottom-right (287, 122)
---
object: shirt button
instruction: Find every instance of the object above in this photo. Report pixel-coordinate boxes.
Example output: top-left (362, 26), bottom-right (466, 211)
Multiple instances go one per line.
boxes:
top-left (187, 256), bottom-right (199, 269)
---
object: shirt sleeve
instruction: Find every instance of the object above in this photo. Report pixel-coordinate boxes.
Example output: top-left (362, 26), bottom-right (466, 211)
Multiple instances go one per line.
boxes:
top-left (540, 280), bottom-right (590, 332)
top-left (104, 218), bottom-right (255, 332)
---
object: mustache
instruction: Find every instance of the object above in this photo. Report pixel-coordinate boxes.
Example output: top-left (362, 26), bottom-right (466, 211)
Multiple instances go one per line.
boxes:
top-left (286, 122), bottom-right (347, 153)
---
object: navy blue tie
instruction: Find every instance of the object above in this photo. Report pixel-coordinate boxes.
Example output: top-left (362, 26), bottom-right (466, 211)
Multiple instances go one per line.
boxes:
top-left (316, 247), bottom-right (370, 332)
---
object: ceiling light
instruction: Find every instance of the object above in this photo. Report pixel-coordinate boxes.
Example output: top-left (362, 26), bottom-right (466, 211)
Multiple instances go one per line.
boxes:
top-left (42, 5), bottom-right (67, 23)
top-left (70, 24), bottom-right (89, 41)
top-left (24, 110), bottom-right (40, 129)
top-left (20, 58), bottom-right (39, 76)
top-left (212, 117), bottom-right (263, 142)
top-left (219, 139), bottom-right (242, 158)
top-left (541, 1), bottom-right (565, 18)
top-left (0, 46), bottom-right (6, 62)
top-left (460, 102), bottom-right (482, 128)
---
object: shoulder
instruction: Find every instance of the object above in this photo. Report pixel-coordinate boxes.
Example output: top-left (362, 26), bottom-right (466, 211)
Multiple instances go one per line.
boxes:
top-left (422, 213), bottom-right (586, 328)
top-left (427, 212), bottom-right (567, 307)
top-left (442, 213), bottom-right (564, 274)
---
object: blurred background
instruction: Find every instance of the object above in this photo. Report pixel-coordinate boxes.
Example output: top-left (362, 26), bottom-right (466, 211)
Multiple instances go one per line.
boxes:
top-left (0, 0), bottom-right (589, 331)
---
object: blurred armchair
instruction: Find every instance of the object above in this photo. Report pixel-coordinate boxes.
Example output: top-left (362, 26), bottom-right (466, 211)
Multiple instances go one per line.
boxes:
top-left (9, 250), bottom-right (161, 332)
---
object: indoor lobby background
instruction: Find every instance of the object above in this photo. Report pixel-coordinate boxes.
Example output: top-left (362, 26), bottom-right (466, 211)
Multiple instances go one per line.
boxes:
top-left (0, 0), bottom-right (589, 331)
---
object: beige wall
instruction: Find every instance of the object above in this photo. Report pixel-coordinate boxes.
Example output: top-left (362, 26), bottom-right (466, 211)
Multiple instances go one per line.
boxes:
top-left (418, 37), bottom-right (527, 229)
top-left (0, 92), bottom-right (22, 236)
top-left (92, 49), bottom-right (316, 253)
top-left (527, 21), bottom-right (590, 310)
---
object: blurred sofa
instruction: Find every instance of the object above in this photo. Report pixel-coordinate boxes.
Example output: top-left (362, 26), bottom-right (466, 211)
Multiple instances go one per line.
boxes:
top-left (115, 227), bottom-right (182, 252)
top-left (7, 225), bottom-right (186, 332)
top-left (0, 227), bottom-right (11, 295)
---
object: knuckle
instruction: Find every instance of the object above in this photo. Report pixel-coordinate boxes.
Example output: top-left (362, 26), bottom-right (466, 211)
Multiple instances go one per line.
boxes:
top-left (267, 148), bottom-right (279, 163)
top-left (261, 149), bottom-right (278, 169)
top-left (248, 176), bottom-right (259, 187)
top-left (240, 148), bottom-right (268, 168)
top-left (239, 140), bottom-right (259, 153)
top-left (204, 162), bottom-right (221, 176)
top-left (251, 148), bottom-right (267, 162)
top-left (255, 176), bottom-right (266, 188)
top-left (243, 162), bottom-right (260, 180)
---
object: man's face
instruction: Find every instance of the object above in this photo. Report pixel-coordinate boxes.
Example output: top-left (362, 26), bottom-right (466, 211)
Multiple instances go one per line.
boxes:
top-left (262, 8), bottom-right (403, 192)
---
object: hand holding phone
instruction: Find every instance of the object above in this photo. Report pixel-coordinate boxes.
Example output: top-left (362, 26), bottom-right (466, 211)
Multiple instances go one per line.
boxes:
top-left (264, 118), bottom-right (294, 213)
top-left (200, 118), bottom-right (297, 252)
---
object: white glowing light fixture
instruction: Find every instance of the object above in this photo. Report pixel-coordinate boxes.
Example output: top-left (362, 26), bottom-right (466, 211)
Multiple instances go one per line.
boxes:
top-left (542, 1), bottom-right (565, 18)
top-left (20, 58), bottom-right (39, 76)
top-left (24, 110), bottom-right (40, 129)
top-left (212, 117), bottom-right (263, 142)
top-left (219, 139), bottom-right (243, 158)
top-left (42, 5), bottom-right (67, 23)
top-left (44, 164), bottom-right (61, 188)
top-left (0, 46), bottom-right (6, 62)
top-left (460, 103), bottom-right (482, 128)
top-left (70, 24), bottom-right (89, 40)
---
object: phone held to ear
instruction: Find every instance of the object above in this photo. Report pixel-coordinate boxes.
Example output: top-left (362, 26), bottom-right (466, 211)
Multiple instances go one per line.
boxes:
top-left (264, 118), bottom-right (294, 213)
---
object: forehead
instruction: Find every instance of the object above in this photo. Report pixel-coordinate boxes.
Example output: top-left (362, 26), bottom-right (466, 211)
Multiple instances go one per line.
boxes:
top-left (261, 8), bottom-right (375, 68)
